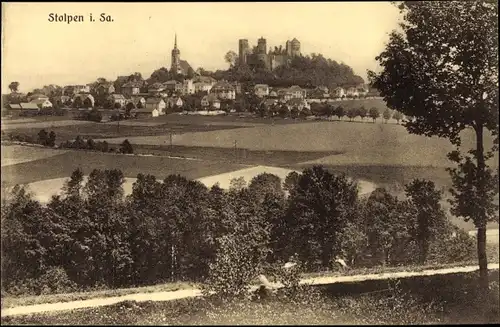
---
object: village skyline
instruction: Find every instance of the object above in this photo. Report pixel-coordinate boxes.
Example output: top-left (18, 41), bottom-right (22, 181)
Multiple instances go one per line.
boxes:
top-left (2, 2), bottom-right (402, 93)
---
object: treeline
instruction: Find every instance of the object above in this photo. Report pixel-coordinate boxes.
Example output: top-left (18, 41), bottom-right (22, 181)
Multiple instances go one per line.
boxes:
top-left (3, 129), bottom-right (57, 147)
top-left (214, 54), bottom-right (365, 88)
top-left (60, 136), bottom-right (134, 154)
top-left (1, 166), bottom-right (475, 296)
top-left (257, 102), bottom-right (403, 123)
top-left (2, 129), bottom-right (133, 155)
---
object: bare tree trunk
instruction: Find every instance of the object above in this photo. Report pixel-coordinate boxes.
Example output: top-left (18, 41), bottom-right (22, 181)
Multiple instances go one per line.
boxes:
top-left (475, 125), bottom-right (489, 294)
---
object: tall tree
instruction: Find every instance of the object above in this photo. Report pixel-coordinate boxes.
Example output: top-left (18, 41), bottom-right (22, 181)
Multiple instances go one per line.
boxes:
top-left (383, 108), bottom-right (392, 123)
top-left (392, 111), bottom-right (403, 124)
top-left (358, 106), bottom-right (367, 120)
top-left (283, 166), bottom-right (359, 270)
top-left (8, 81), bottom-right (19, 93)
top-left (368, 107), bottom-right (380, 122)
top-left (405, 179), bottom-right (447, 264)
top-left (224, 50), bottom-right (239, 68)
top-left (369, 1), bottom-right (498, 291)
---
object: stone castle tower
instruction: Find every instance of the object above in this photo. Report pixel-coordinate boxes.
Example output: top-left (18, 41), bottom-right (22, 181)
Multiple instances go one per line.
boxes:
top-left (171, 34), bottom-right (181, 74)
top-left (238, 36), bottom-right (301, 71)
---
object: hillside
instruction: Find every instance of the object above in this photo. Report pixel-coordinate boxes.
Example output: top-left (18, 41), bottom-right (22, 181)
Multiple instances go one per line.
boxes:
top-left (213, 53), bottom-right (364, 88)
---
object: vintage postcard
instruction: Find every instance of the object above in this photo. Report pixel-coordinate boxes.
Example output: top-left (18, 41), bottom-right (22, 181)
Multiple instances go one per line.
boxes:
top-left (1, 1), bottom-right (498, 325)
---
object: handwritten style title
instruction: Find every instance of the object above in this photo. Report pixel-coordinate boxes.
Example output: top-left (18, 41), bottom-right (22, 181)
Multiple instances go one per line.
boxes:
top-left (48, 13), bottom-right (114, 24)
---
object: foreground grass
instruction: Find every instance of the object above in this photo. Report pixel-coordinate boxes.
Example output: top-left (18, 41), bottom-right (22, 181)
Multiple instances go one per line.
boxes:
top-left (3, 271), bottom-right (498, 325)
top-left (3, 257), bottom-right (498, 310)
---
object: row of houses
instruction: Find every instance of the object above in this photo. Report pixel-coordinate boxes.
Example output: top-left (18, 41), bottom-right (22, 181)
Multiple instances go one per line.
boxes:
top-left (253, 84), bottom-right (377, 100)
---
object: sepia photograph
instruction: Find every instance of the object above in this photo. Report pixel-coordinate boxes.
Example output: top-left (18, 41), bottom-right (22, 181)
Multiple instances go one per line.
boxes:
top-left (0, 1), bottom-right (498, 325)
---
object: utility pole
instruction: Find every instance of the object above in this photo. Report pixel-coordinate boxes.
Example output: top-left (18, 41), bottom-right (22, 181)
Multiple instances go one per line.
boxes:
top-left (234, 140), bottom-right (237, 162)
top-left (169, 132), bottom-right (173, 151)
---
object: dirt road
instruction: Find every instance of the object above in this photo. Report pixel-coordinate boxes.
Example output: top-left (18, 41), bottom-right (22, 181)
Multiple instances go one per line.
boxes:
top-left (2, 263), bottom-right (498, 318)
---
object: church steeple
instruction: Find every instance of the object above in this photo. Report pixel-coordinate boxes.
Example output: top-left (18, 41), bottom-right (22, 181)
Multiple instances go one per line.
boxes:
top-left (171, 33), bottom-right (181, 74)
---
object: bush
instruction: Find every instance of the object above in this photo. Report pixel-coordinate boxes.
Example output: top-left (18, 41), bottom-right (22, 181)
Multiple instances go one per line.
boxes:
top-left (5, 267), bottom-right (77, 296)
top-left (427, 225), bottom-right (476, 263)
top-left (87, 109), bottom-right (102, 122)
top-left (120, 139), bottom-right (134, 154)
top-left (202, 234), bottom-right (259, 300)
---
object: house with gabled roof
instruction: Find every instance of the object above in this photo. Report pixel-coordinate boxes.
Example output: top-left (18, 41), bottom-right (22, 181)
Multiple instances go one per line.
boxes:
top-left (122, 81), bottom-right (142, 97)
top-left (210, 81), bottom-right (236, 100)
top-left (145, 98), bottom-right (166, 115)
top-left (107, 94), bottom-right (127, 107)
top-left (254, 84), bottom-right (270, 98)
top-left (201, 94), bottom-right (221, 109)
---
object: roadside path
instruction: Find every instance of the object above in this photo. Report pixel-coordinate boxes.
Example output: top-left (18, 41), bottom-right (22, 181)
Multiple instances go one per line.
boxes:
top-left (2, 263), bottom-right (498, 318)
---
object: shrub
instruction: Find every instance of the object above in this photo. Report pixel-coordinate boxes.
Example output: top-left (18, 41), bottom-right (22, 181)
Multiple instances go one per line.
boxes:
top-left (88, 109), bottom-right (102, 122)
top-left (120, 139), bottom-right (134, 154)
top-left (4, 267), bottom-right (77, 296)
top-left (202, 234), bottom-right (260, 300)
top-left (427, 226), bottom-right (476, 263)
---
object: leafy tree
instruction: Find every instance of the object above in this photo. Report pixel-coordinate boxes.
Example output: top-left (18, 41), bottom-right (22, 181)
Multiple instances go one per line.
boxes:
top-left (335, 105), bottom-right (345, 120)
top-left (47, 131), bottom-right (56, 147)
top-left (346, 107), bottom-right (357, 121)
top-left (278, 105), bottom-right (289, 118)
top-left (120, 139), bottom-right (134, 154)
top-left (83, 97), bottom-right (93, 108)
top-left (358, 106), bottom-right (367, 120)
top-left (393, 111), bottom-right (403, 124)
top-left (224, 50), bottom-right (239, 68)
top-left (148, 67), bottom-right (171, 84)
top-left (369, 0), bottom-right (498, 291)
top-left (283, 171), bottom-right (301, 193)
top-left (87, 109), bottom-right (102, 122)
top-left (229, 177), bottom-right (247, 192)
top-left (368, 107), bottom-right (380, 122)
top-left (404, 179), bottom-right (447, 264)
top-left (8, 81), bottom-right (19, 93)
top-left (248, 173), bottom-right (285, 204)
top-left (125, 102), bottom-right (135, 117)
top-left (87, 138), bottom-right (96, 150)
top-left (300, 108), bottom-right (312, 118)
top-left (37, 129), bottom-right (48, 145)
top-left (363, 188), bottom-right (411, 266)
top-left (383, 108), bottom-right (392, 123)
top-left (283, 166), bottom-right (359, 270)
top-left (72, 96), bottom-right (83, 109)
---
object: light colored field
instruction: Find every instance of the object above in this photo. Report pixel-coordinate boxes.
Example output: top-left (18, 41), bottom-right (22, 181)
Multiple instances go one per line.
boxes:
top-left (22, 176), bottom-right (138, 203)
top-left (105, 120), bottom-right (167, 127)
top-left (21, 165), bottom-right (378, 203)
top-left (1, 145), bottom-right (68, 167)
top-left (468, 229), bottom-right (500, 244)
top-left (1, 120), bottom-right (93, 131)
top-left (198, 165), bottom-right (377, 195)
top-left (101, 122), bottom-right (497, 168)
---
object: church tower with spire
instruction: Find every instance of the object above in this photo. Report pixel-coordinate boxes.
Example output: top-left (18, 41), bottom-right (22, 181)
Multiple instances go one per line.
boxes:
top-left (171, 34), bottom-right (181, 74)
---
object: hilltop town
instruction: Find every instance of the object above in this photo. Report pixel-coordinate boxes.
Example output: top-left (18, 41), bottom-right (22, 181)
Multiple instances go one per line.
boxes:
top-left (2, 34), bottom-right (378, 120)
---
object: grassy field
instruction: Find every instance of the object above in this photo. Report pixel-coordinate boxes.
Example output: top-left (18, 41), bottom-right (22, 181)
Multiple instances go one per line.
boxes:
top-left (0, 149), bottom-right (243, 186)
top-left (101, 121), bottom-right (497, 167)
top-left (3, 271), bottom-right (498, 325)
top-left (1, 145), bottom-right (69, 167)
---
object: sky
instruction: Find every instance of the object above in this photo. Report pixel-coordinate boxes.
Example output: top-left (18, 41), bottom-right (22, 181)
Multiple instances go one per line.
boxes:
top-left (2, 2), bottom-right (402, 93)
